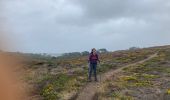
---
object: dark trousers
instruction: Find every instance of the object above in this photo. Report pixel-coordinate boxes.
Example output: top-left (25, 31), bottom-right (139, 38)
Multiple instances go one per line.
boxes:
top-left (88, 63), bottom-right (97, 80)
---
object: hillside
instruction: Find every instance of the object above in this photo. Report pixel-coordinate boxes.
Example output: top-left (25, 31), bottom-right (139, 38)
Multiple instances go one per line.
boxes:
top-left (7, 45), bottom-right (170, 100)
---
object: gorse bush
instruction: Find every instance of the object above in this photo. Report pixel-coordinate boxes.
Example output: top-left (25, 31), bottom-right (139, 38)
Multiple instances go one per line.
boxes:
top-left (40, 74), bottom-right (71, 99)
top-left (41, 84), bottom-right (59, 100)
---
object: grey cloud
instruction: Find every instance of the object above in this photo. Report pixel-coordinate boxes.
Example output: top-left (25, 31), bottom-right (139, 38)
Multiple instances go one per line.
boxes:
top-left (1, 0), bottom-right (170, 53)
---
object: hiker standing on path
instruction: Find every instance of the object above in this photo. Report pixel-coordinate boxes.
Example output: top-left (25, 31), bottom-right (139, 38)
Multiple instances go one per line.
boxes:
top-left (88, 48), bottom-right (100, 82)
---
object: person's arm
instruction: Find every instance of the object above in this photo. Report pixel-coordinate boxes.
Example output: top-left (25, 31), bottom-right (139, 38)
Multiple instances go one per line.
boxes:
top-left (88, 54), bottom-right (91, 63)
top-left (97, 54), bottom-right (100, 63)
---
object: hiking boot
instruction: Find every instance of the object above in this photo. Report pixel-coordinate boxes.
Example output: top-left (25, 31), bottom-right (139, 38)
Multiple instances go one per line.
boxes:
top-left (95, 79), bottom-right (98, 82)
top-left (88, 79), bottom-right (92, 82)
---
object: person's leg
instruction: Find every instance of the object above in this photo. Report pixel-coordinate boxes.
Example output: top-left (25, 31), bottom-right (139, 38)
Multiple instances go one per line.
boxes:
top-left (93, 63), bottom-right (98, 81)
top-left (88, 63), bottom-right (93, 81)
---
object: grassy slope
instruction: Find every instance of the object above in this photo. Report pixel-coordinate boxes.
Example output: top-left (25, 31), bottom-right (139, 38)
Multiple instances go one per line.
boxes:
top-left (98, 47), bottom-right (170, 100)
top-left (20, 46), bottom-right (170, 100)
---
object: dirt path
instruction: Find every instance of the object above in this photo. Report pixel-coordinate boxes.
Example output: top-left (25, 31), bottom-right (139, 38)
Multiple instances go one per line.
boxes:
top-left (76, 53), bottom-right (158, 100)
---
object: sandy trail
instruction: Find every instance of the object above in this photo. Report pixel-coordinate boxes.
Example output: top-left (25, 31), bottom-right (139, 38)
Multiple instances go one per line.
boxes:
top-left (76, 53), bottom-right (158, 100)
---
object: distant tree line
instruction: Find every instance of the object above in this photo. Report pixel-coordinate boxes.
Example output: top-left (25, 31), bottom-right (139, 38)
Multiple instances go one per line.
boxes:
top-left (22, 53), bottom-right (53, 60)
top-left (0, 48), bottom-right (109, 59)
top-left (57, 48), bottom-right (109, 58)
top-left (129, 47), bottom-right (140, 51)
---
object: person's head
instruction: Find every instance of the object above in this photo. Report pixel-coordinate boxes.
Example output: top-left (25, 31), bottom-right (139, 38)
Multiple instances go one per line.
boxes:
top-left (91, 48), bottom-right (97, 54)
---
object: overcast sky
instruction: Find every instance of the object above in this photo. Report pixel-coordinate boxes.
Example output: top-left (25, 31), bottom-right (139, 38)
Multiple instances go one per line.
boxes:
top-left (1, 0), bottom-right (170, 53)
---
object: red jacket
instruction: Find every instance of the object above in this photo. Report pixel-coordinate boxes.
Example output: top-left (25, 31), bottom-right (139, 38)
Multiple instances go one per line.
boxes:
top-left (89, 53), bottom-right (99, 64)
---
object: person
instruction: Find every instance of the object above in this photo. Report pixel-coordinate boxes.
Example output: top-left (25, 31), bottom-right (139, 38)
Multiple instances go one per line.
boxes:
top-left (88, 48), bottom-right (100, 82)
